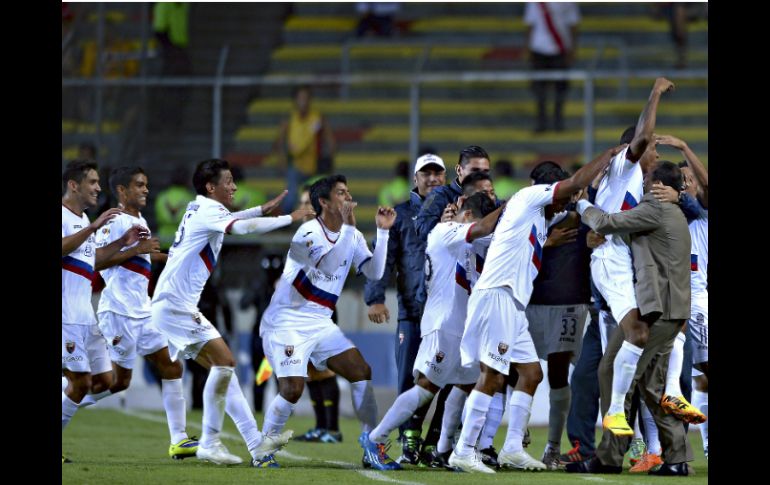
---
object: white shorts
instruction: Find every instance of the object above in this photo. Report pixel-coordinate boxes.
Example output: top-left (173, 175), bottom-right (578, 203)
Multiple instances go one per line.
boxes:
top-left (688, 294), bottom-right (708, 365)
top-left (262, 323), bottom-right (355, 378)
top-left (97, 312), bottom-right (168, 369)
top-left (591, 256), bottom-right (637, 324)
top-left (151, 301), bottom-right (221, 362)
top-left (414, 330), bottom-right (479, 388)
top-left (461, 287), bottom-right (539, 375)
top-left (526, 304), bottom-right (589, 361)
top-left (62, 323), bottom-right (111, 375)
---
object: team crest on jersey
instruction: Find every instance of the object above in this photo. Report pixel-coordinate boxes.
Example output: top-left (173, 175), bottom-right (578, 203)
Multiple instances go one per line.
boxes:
top-left (306, 240), bottom-right (313, 247)
top-left (285, 345), bottom-right (294, 357)
top-left (435, 351), bottom-right (445, 363)
top-left (112, 336), bottom-right (122, 346)
top-left (498, 342), bottom-right (509, 355)
top-left (66, 341), bottom-right (76, 354)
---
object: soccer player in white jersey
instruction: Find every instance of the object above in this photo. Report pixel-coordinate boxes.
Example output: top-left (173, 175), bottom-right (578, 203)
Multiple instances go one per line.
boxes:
top-left (586, 77), bottom-right (679, 438)
top-left (62, 160), bottom-right (145, 463)
top-left (83, 166), bottom-right (198, 459)
top-left (365, 193), bottom-right (502, 465)
top-left (447, 144), bottom-right (625, 474)
top-left (151, 158), bottom-right (313, 467)
top-left (259, 175), bottom-right (397, 469)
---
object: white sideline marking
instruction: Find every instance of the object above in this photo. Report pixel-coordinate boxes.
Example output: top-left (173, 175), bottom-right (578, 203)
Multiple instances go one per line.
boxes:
top-left (118, 409), bottom-right (425, 485)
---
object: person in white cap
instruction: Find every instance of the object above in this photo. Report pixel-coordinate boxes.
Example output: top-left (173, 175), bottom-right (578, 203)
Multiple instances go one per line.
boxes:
top-left (364, 153), bottom-right (446, 464)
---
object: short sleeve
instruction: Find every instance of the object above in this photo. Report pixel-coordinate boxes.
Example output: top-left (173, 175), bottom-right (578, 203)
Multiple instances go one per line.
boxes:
top-left (199, 203), bottom-right (237, 234)
top-left (288, 226), bottom-right (328, 267)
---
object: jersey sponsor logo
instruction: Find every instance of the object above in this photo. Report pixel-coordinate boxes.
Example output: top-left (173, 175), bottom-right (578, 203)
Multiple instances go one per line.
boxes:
top-left (498, 342), bottom-right (509, 355)
top-left (66, 341), bottom-right (76, 354)
top-left (62, 355), bottom-right (84, 363)
top-left (73, 225), bottom-right (83, 229)
top-left (690, 254), bottom-right (698, 271)
top-left (435, 350), bottom-right (445, 363)
top-left (285, 345), bottom-right (294, 357)
top-left (424, 360), bottom-right (442, 374)
top-left (528, 225), bottom-right (543, 271)
top-left (112, 336), bottom-right (122, 346)
top-left (621, 192), bottom-right (638, 211)
top-left (280, 358), bottom-right (302, 367)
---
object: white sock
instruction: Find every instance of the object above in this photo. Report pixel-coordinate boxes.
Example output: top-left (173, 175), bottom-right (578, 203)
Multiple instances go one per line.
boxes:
top-left (200, 366), bottom-right (234, 447)
top-left (437, 387), bottom-right (469, 453)
top-left (502, 390), bottom-right (532, 454)
top-left (455, 390), bottom-right (492, 456)
top-left (640, 401), bottom-right (661, 455)
top-left (351, 380), bottom-right (378, 433)
top-left (161, 378), bottom-right (188, 444)
top-left (479, 392), bottom-right (505, 450)
top-left (692, 389), bottom-right (708, 452)
top-left (263, 394), bottom-right (296, 435)
top-left (547, 386), bottom-right (570, 448)
top-left (224, 376), bottom-right (264, 455)
top-left (664, 332), bottom-right (686, 397)
top-left (79, 390), bottom-right (112, 408)
top-left (62, 392), bottom-right (80, 430)
top-left (608, 341), bottom-right (643, 415)
top-left (369, 385), bottom-right (433, 443)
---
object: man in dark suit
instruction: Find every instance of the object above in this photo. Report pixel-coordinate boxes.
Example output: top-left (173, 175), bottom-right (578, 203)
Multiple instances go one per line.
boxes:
top-left (566, 161), bottom-right (694, 476)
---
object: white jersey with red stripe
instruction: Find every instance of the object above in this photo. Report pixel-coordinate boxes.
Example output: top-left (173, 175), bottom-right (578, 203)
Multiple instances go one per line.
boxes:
top-left (420, 222), bottom-right (475, 338)
top-left (260, 218), bottom-right (372, 334)
top-left (474, 184), bottom-right (559, 307)
top-left (95, 212), bottom-right (152, 318)
top-left (689, 207), bottom-right (708, 298)
top-left (62, 205), bottom-right (97, 326)
top-left (592, 145), bottom-right (644, 262)
top-left (152, 195), bottom-right (236, 312)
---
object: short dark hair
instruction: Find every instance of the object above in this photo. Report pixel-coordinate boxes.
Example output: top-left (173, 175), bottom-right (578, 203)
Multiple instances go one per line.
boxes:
top-left (458, 145), bottom-right (489, 167)
top-left (461, 171), bottom-right (492, 195)
top-left (109, 166), bottom-right (146, 196)
top-left (62, 159), bottom-right (98, 193)
top-left (530, 161), bottom-right (569, 185)
top-left (620, 126), bottom-right (636, 145)
top-left (193, 159), bottom-right (230, 195)
top-left (460, 192), bottom-right (496, 219)
top-left (651, 161), bottom-right (683, 190)
top-left (677, 160), bottom-right (688, 169)
top-left (309, 174), bottom-right (347, 215)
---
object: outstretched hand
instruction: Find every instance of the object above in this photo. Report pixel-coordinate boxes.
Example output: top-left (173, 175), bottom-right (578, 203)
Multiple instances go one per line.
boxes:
top-left (375, 206), bottom-right (397, 230)
top-left (261, 190), bottom-right (289, 215)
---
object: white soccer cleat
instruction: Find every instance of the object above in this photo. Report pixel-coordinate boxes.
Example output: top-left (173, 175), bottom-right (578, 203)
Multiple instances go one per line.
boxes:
top-left (251, 430), bottom-right (294, 457)
top-left (498, 449), bottom-right (547, 471)
top-left (448, 450), bottom-right (496, 474)
top-left (196, 439), bottom-right (243, 465)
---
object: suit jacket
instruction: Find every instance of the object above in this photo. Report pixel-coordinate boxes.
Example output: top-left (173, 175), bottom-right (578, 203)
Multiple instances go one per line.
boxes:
top-left (581, 192), bottom-right (691, 321)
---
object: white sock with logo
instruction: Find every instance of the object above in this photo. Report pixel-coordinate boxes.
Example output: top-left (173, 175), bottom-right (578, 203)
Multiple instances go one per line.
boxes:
top-left (369, 385), bottom-right (434, 444)
top-left (608, 341), bottom-right (643, 415)
top-left (200, 366), bottom-right (234, 448)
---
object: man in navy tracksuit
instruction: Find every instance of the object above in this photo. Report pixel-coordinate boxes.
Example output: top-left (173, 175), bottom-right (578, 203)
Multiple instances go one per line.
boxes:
top-left (364, 153), bottom-right (446, 464)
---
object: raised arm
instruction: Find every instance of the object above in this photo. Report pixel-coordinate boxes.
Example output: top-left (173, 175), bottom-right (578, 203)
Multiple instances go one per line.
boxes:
top-left (95, 236), bottom-right (161, 271)
top-left (655, 133), bottom-right (708, 207)
top-left (553, 144), bottom-right (627, 201)
top-left (466, 204), bottom-right (505, 242)
top-left (364, 221), bottom-right (400, 324)
top-left (627, 77), bottom-right (675, 162)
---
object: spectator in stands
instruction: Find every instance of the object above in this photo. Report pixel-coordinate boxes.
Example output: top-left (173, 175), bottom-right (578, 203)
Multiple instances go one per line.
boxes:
top-left (154, 166), bottom-right (194, 251)
top-left (272, 85), bottom-right (336, 213)
top-left (378, 160), bottom-right (411, 207)
top-left (153, 2), bottom-right (192, 129)
top-left (492, 159), bottom-right (526, 200)
top-left (524, 2), bottom-right (580, 132)
top-left (356, 2), bottom-right (401, 37)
